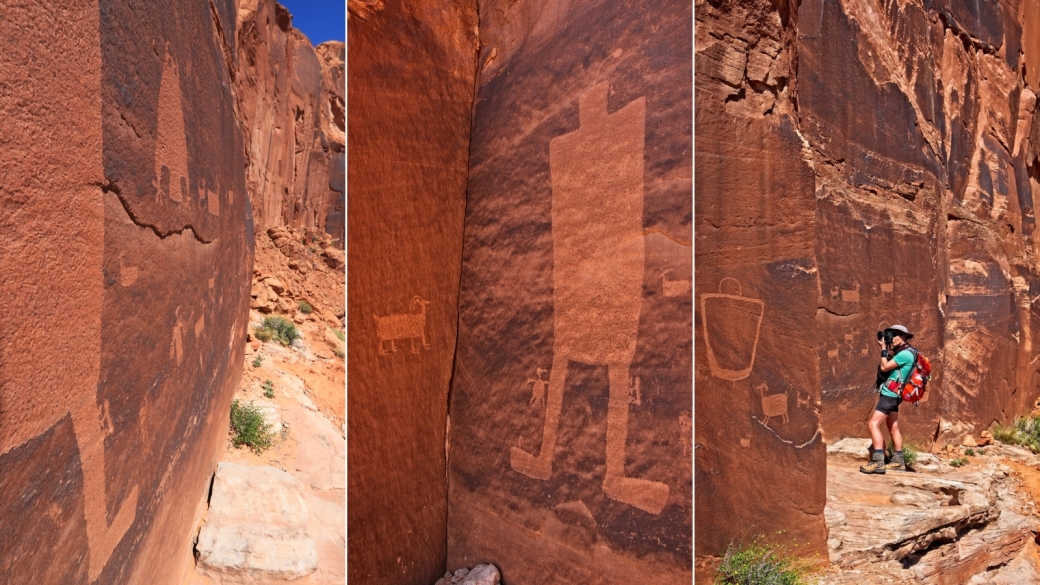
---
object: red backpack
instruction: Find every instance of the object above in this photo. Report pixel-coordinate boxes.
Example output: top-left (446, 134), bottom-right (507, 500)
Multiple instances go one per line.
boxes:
top-left (887, 347), bottom-right (931, 404)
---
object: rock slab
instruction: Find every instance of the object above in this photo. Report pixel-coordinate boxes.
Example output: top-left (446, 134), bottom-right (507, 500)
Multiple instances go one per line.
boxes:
top-left (196, 462), bottom-right (318, 582)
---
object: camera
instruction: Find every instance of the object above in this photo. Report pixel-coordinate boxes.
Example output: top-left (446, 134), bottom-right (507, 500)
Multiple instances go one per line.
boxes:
top-left (877, 329), bottom-right (895, 346)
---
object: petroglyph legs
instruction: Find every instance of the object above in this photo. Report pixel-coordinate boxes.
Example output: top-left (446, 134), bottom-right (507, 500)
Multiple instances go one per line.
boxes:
top-left (510, 360), bottom-right (669, 515)
top-left (510, 82), bottom-right (669, 516)
top-left (72, 404), bottom-right (140, 582)
top-left (374, 295), bottom-right (431, 356)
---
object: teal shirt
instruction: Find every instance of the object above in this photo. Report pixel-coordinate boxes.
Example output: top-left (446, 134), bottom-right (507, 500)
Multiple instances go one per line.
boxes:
top-left (880, 348), bottom-right (915, 398)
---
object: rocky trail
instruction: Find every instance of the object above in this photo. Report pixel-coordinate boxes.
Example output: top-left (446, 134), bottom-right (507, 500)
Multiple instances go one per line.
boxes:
top-left (178, 227), bottom-right (345, 585)
top-left (819, 439), bottom-right (1040, 584)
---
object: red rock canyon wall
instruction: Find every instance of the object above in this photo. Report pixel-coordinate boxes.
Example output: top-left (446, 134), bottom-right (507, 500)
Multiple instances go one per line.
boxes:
top-left (0, 0), bottom-right (252, 582)
top-left (697, 0), bottom-right (1040, 559)
top-left (237, 0), bottom-right (345, 243)
top-left (347, 0), bottom-right (477, 583)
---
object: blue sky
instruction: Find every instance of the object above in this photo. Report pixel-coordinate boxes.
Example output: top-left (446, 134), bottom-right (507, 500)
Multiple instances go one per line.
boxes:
top-left (278, 0), bottom-right (345, 45)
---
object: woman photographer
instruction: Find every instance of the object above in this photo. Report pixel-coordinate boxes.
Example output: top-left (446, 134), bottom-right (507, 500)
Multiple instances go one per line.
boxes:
top-left (861, 325), bottom-right (915, 474)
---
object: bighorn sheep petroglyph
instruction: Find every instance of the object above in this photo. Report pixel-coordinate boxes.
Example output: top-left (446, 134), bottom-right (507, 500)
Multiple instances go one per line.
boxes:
top-left (373, 295), bottom-right (431, 355)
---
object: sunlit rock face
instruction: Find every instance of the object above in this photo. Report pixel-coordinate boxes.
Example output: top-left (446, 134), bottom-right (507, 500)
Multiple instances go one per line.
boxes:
top-left (0, 0), bottom-right (252, 582)
top-left (446, 0), bottom-right (692, 582)
top-left (696, 0), bottom-right (1040, 563)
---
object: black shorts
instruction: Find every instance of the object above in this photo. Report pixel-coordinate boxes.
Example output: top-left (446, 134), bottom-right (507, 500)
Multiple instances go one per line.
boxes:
top-left (874, 394), bottom-right (901, 415)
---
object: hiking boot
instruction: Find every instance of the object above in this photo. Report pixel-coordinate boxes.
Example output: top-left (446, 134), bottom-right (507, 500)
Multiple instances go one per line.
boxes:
top-left (860, 451), bottom-right (886, 474)
top-left (884, 451), bottom-right (906, 472)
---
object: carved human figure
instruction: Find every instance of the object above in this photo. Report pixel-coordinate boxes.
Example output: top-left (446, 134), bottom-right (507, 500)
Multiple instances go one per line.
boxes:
top-left (509, 81), bottom-right (670, 515)
top-left (153, 51), bottom-right (190, 204)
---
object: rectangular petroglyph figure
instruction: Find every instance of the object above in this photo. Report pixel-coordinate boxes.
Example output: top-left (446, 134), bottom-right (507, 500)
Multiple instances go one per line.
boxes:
top-left (509, 81), bottom-right (670, 515)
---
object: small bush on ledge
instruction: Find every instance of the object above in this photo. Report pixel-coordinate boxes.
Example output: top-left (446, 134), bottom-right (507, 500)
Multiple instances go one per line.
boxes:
top-left (230, 400), bottom-right (274, 454)
top-left (715, 535), bottom-right (819, 585)
top-left (254, 316), bottom-right (300, 346)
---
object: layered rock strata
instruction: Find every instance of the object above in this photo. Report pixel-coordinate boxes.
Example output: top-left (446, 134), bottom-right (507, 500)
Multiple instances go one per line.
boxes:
top-left (697, 0), bottom-right (1040, 562)
top-left (348, 0), bottom-right (478, 583)
top-left (236, 0), bottom-right (345, 243)
top-left (0, 0), bottom-right (252, 582)
top-left (446, 0), bottom-right (693, 582)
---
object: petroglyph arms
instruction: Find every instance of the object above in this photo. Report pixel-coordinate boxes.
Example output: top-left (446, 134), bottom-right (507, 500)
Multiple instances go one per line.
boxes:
top-left (758, 383), bottom-right (789, 427)
top-left (373, 295), bottom-right (431, 355)
top-left (700, 278), bottom-right (764, 381)
top-left (509, 81), bottom-right (670, 515)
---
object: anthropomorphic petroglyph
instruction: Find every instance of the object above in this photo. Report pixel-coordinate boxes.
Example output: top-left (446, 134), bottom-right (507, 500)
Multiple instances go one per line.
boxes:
top-left (509, 81), bottom-right (670, 515)
top-left (700, 277), bottom-right (765, 381)
top-left (758, 383), bottom-right (789, 426)
top-left (527, 368), bottom-right (548, 407)
top-left (153, 51), bottom-right (190, 204)
top-left (373, 295), bottom-right (431, 355)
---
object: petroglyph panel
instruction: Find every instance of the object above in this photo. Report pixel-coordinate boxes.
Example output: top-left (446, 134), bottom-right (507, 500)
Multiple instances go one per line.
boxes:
top-left (449, 1), bottom-right (691, 580)
top-left (507, 82), bottom-right (669, 516)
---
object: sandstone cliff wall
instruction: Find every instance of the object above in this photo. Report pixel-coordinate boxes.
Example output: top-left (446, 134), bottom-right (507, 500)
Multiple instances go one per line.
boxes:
top-left (696, 0), bottom-right (1040, 559)
top-left (446, 0), bottom-right (693, 582)
top-left (237, 0), bottom-right (345, 243)
top-left (0, 1), bottom-right (252, 582)
top-left (347, 1), bottom-right (477, 583)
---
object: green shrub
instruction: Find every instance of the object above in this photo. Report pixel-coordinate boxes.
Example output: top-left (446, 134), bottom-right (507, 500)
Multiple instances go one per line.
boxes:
top-left (887, 441), bottom-right (919, 469)
top-left (252, 355), bottom-right (263, 368)
top-left (333, 347), bottom-right (344, 359)
top-left (254, 316), bottom-right (300, 347)
top-left (715, 537), bottom-right (818, 585)
top-left (950, 457), bottom-right (969, 467)
top-left (965, 448), bottom-right (975, 456)
top-left (263, 380), bottom-right (274, 398)
top-left (298, 301), bottom-right (313, 314)
top-left (230, 400), bottom-right (274, 454)
top-left (992, 417), bottom-right (1040, 453)
top-left (333, 328), bottom-right (344, 342)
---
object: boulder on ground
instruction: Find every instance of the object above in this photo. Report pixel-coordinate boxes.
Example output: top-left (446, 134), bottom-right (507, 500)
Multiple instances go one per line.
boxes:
top-left (195, 463), bottom-right (317, 582)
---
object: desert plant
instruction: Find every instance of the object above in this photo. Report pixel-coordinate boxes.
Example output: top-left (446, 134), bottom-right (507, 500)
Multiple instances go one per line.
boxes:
top-left (298, 300), bottom-right (313, 314)
top-left (950, 457), bottom-right (969, 467)
top-left (333, 347), bottom-right (344, 359)
top-left (252, 355), bottom-right (263, 368)
top-left (254, 316), bottom-right (300, 347)
top-left (333, 328), bottom-right (344, 342)
top-left (230, 400), bottom-right (274, 454)
top-left (886, 441), bottom-right (919, 469)
top-left (991, 417), bottom-right (1040, 453)
top-left (965, 448), bottom-right (975, 456)
top-left (263, 380), bottom-right (274, 398)
top-left (715, 537), bottom-right (819, 585)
